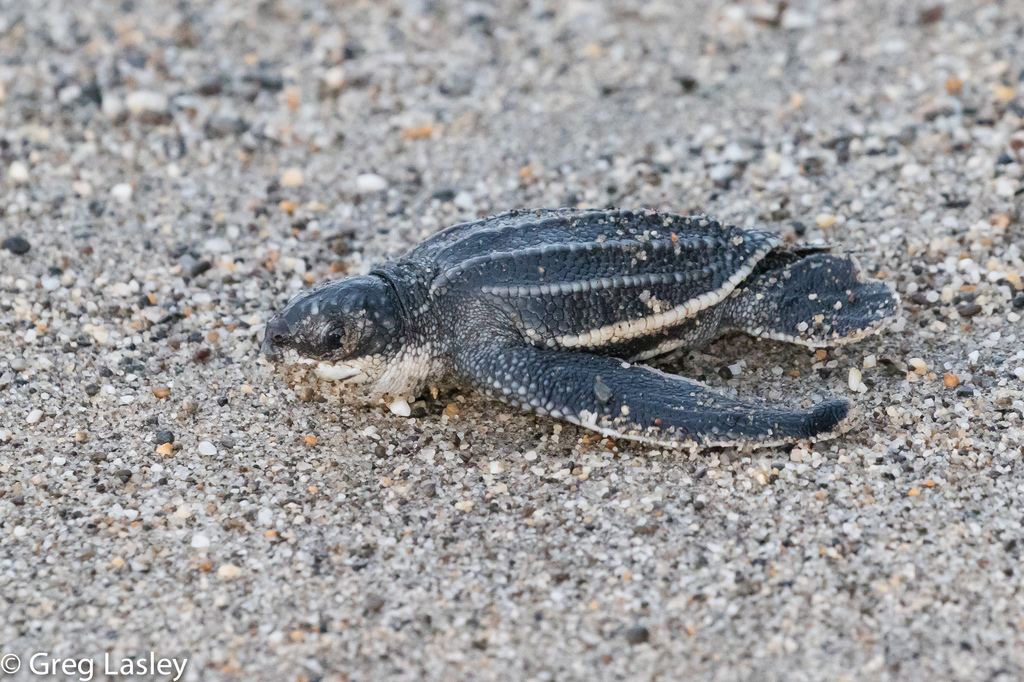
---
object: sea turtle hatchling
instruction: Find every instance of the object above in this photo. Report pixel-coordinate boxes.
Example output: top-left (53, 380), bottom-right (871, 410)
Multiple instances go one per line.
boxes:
top-left (262, 209), bottom-right (899, 449)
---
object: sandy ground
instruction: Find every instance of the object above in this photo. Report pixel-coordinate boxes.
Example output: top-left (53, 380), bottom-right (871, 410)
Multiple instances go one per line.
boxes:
top-left (2, 0), bottom-right (1024, 680)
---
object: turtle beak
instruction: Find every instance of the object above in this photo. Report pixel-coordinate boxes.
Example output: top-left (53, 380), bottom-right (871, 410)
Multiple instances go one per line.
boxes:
top-left (261, 315), bottom-right (292, 362)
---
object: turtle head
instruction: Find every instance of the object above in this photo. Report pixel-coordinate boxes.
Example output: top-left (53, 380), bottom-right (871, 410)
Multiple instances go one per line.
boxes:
top-left (261, 275), bottom-right (403, 378)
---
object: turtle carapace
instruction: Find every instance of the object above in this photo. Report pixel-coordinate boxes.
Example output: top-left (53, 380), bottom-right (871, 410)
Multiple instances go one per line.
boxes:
top-left (262, 209), bottom-right (899, 450)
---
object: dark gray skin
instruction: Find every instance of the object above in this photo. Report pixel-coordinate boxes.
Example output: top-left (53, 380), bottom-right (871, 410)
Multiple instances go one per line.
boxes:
top-left (262, 209), bottom-right (899, 450)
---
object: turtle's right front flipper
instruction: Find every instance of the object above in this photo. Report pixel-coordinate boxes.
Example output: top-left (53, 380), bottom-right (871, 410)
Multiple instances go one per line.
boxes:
top-left (452, 341), bottom-right (851, 449)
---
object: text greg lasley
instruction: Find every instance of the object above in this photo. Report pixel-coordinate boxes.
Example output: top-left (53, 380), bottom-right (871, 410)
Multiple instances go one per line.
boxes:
top-left (29, 651), bottom-right (187, 681)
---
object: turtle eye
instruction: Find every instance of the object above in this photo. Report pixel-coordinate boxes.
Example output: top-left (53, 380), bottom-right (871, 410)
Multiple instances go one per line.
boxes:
top-left (322, 327), bottom-right (345, 351)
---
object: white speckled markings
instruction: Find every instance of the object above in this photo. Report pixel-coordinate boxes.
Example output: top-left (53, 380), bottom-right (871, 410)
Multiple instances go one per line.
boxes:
top-left (553, 243), bottom-right (776, 348)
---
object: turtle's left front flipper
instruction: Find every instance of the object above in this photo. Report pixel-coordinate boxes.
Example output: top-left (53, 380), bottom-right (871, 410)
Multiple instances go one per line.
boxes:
top-left (452, 341), bottom-right (851, 449)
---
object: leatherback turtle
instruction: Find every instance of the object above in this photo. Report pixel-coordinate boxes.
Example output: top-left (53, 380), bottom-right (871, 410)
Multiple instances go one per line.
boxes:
top-left (262, 209), bottom-right (898, 449)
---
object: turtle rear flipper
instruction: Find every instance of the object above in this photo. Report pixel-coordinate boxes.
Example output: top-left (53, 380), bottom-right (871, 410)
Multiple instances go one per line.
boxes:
top-left (453, 341), bottom-right (852, 449)
top-left (725, 252), bottom-right (899, 348)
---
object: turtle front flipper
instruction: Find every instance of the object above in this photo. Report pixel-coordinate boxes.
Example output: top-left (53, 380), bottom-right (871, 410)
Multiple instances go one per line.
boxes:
top-left (452, 341), bottom-right (852, 450)
top-left (724, 252), bottom-right (899, 348)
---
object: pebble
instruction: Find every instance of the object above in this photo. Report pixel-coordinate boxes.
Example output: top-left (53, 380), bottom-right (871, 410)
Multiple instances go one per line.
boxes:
top-left (217, 564), bottom-right (242, 580)
top-left (356, 173), bottom-right (388, 192)
top-left (816, 213), bottom-right (837, 229)
top-left (281, 168), bottom-right (304, 186)
top-left (323, 66), bottom-right (346, 90)
top-left (195, 74), bottom-right (226, 96)
top-left (1015, 368), bottom-right (1024, 381)
top-left (153, 386), bottom-right (171, 399)
top-left (364, 594), bottom-right (386, 614)
top-left (198, 441), bottom-right (218, 456)
top-left (101, 95), bottom-right (125, 120)
top-left (1013, 292), bottom-right (1024, 310)
top-left (26, 409), bottom-right (43, 424)
top-left (205, 116), bottom-right (248, 138)
top-left (110, 183), bottom-right (133, 203)
top-left (388, 400), bottom-right (411, 417)
top-left (125, 90), bottom-right (170, 122)
top-left (190, 533), bottom-right (211, 549)
top-left (155, 429), bottom-right (175, 445)
top-left (957, 303), bottom-right (982, 317)
top-left (995, 177), bottom-right (1017, 197)
top-left (944, 372), bottom-right (959, 388)
top-left (1, 236), bottom-right (30, 255)
top-left (8, 161), bottom-right (29, 183)
top-left (625, 626), bottom-right (650, 645)
top-left (848, 368), bottom-right (862, 391)
top-left (205, 237), bottom-right (233, 254)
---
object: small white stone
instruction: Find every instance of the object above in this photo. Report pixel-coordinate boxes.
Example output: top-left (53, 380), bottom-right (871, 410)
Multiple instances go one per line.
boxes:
top-left (73, 180), bottom-right (93, 196)
top-left (388, 399), bottom-right (411, 417)
top-left (110, 183), bottom-right (133, 203)
top-left (41, 276), bottom-right (60, 291)
top-left (204, 237), bottom-right (232, 254)
top-left (996, 177), bottom-right (1017, 198)
top-left (217, 564), bottom-right (242, 580)
top-left (1014, 367), bottom-right (1024, 381)
top-left (125, 90), bottom-right (168, 115)
top-left (848, 368), bottom-right (862, 392)
top-left (174, 504), bottom-right (191, 519)
top-left (26, 409), bottom-right (43, 424)
top-left (102, 95), bottom-right (125, 119)
top-left (8, 161), bottom-right (29, 183)
top-left (454, 191), bottom-right (475, 209)
top-left (89, 325), bottom-right (109, 344)
top-left (863, 354), bottom-right (876, 369)
top-left (198, 440), bottom-right (218, 456)
top-left (190, 533), bottom-right (211, 549)
top-left (323, 66), bottom-right (345, 89)
top-left (524, 450), bottom-right (538, 461)
top-left (356, 173), bottom-right (388, 192)
top-left (109, 282), bottom-right (132, 297)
